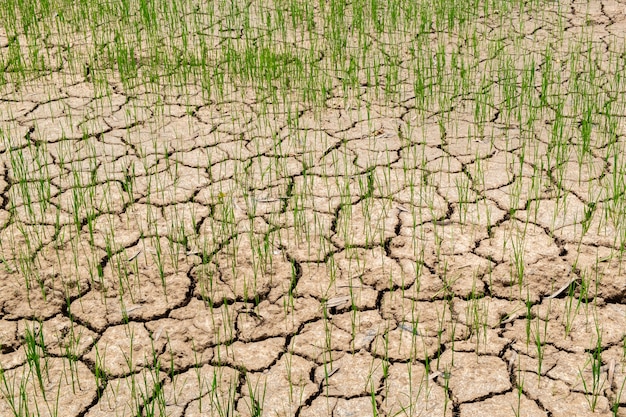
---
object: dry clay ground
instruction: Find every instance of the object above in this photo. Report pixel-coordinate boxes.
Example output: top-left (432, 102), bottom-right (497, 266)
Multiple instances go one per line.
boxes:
top-left (1, 1), bottom-right (626, 416)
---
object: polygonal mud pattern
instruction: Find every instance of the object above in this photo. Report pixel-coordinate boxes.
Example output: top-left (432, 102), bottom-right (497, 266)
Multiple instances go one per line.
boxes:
top-left (437, 351), bottom-right (512, 403)
top-left (1, 0), bottom-right (626, 416)
top-left (0, 357), bottom-right (97, 417)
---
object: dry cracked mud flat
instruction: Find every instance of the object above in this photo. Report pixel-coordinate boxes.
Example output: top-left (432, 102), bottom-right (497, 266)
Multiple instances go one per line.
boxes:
top-left (1, 0), bottom-right (626, 416)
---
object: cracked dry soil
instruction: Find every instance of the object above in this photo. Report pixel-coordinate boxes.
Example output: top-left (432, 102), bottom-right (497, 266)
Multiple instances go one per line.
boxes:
top-left (1, 0), bottom-right (626, 416)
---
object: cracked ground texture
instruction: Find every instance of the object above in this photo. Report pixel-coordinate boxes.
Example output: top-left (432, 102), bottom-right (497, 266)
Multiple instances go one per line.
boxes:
top-left (1, 0), bottom-right (626, 416)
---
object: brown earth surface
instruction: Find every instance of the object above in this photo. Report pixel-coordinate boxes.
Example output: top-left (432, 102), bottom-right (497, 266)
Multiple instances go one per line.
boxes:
top-left (1, 0), bottom-right (626, 416)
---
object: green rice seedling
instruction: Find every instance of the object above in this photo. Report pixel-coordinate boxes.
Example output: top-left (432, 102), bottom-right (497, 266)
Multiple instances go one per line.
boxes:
top-left (190, 340), bottom-right (206, 412)
top-left (208, 365), bottom-right (238, 417)
top-left (44, 373), bottom-right (63, 417)
top-left (563, 275), bottom-right (584, 338)
top-left (62, 319), bottom-right (84, 394)
top-left (19, 375), bottom-right (33, 417)
top-left (92, 344), bottom-right (107, 400)
top-left (0, 363), bottom-right (20, 416)
top-left (533, 300), bottom-right (551, 382)
top-left (120, 162), bottom-right (137, 206)
top-left (283, 260), bottom-right (298, 317)
top-left (611, 371), bottom-right (626, 417)
top-left (244, 373), bottom-right (266, 417)
top-left (140, 350), bottom-right (166, 417)
top-left (466, 290), bottom-right (489, 353)
top-left (580, 331), bottom-right (605, 412)
top-left (320, 305), bottom-right (335, 398)
top-left (370, 384), bottom-right (379, 417)
top-left (455, 173), bottom-right (472, 225)
top-left (23, 320), bottom-right (48, 400)
top-left (149, 233), bottom-right (168, 297)
top-left (524, 298), bottom-right (533, 351)
top-left (394, 362), bottom-right (431, 417)
top-left (511, 235), bottom-right (525, 291)
top-left (513, 360), bottom-right (525, 417)
top-left (442, 365), bottom-right (452, 417)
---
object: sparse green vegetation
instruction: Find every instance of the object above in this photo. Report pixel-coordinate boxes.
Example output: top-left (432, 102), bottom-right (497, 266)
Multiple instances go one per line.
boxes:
top-left (0, 0), bottom-right (625, 415)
